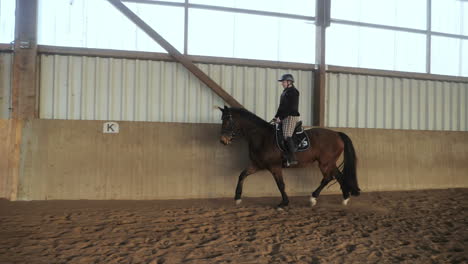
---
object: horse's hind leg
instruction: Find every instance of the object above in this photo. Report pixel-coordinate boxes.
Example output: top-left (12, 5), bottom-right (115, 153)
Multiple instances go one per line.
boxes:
top-left (234, 164), bottom-right (258, 205)
top-left (310, 162), bottom-right (335, 206)
top-left (310, 177), bottom-right (333, 206)
top-left (335, 168), bottom-right (351, 205)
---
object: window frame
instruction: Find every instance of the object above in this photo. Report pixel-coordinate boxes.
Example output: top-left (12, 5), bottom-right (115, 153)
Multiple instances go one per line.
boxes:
top-left (328, 0), bottom-right (468, 76)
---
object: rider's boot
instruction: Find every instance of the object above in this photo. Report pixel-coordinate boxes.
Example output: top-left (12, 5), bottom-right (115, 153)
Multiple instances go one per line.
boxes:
top-left (285, 137), bottom-right (298, 166)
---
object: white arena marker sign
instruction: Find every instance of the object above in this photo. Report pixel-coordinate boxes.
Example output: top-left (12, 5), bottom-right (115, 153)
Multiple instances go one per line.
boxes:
top-left (103, 122), bottom-right (119, 133)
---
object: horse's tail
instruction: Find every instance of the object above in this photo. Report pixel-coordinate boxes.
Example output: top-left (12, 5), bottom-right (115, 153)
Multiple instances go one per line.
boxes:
top-left (338, 132), bottom-right (360, 196)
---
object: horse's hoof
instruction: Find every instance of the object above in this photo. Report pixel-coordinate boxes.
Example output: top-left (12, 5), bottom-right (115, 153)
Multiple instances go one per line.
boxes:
top-left (276, 201), bottom-right (289, 210)
top-left (342, 198), bottom-right (350, 206)
top-left (235, 199), bottom-right (242, 205)
top-left (276, 204), bottom-right (288, 211)
top-left (310, 197), bottom-right (317, 207)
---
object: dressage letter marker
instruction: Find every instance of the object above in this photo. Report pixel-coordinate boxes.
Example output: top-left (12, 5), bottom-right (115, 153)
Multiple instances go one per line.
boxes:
top-left (103, 122), bottom-right (119, 134)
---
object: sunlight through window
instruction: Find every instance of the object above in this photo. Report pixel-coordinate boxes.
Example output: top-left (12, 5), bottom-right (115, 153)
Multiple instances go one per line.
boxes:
top-left (0, 0), bottom-right (15, 43)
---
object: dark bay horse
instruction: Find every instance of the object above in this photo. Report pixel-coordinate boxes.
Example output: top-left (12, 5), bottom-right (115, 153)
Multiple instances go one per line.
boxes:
top-left (218, 106), bottom-right (360, 209)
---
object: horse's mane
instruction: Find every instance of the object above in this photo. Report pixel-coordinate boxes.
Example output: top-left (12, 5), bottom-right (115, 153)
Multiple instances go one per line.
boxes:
top-left (229, 107), bottom-right (272, 129)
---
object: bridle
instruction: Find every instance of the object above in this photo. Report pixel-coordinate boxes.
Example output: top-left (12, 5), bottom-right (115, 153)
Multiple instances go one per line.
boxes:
top-left (221, 112), bottom-right (238, 139)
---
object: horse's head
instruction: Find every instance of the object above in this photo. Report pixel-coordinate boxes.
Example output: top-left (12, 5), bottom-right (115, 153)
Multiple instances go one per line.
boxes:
top-left (218, 105), bottom-right (240, 145)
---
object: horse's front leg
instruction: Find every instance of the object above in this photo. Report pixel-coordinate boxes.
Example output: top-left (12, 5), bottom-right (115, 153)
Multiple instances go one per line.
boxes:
top-left (234, 165), bottom-right (258, 205)
top-left (269, 167), bottom-right (289, 209)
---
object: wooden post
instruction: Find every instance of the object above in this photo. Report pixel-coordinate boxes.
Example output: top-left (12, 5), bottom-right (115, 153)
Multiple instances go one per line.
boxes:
top-left (314, 27), bottom-right (326, 127)
top-left (108, 0), bottom-right (243, 108)
top-left (313, 0), bottom-right (330, 127)
top-left (9, 0), bottom-right (38, 200)
top-left (12, 0), bottom-right (38, 119)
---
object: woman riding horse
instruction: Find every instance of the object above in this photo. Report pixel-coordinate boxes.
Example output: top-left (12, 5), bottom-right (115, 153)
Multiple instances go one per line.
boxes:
top-left (219, 104), bottom-right (360, 209)
top-left (271, 74), bottom-right (300, 167)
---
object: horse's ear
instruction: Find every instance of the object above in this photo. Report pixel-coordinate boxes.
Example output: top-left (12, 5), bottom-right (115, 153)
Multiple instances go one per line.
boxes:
top-left (217, 106), bottom-right (223, 112)
top-left (224, 105), bottom-right (228, 110)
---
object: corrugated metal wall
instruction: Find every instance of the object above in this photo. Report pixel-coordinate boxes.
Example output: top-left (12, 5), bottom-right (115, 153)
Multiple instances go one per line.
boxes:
top-left (39, 54), bottom-right (314, 125)
top-left (0, 52), bottom-right (12, 119)
top-left (325, 73), bottom-right (468, 131)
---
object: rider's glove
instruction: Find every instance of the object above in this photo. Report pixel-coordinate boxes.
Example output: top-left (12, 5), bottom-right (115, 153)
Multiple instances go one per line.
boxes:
top-left (270, 117), bottom-right (280, 124)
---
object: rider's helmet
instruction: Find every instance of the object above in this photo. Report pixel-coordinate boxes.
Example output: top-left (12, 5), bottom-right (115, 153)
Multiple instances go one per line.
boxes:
top-left (278, 74), bottom-right (294, 82)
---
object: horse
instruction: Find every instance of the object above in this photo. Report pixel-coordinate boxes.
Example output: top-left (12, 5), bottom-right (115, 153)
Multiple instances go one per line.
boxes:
top-left (218, 106), bottom-right (360, 209)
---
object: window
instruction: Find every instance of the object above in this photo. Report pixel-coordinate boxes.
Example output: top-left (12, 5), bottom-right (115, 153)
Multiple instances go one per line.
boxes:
top-left (327, 24), bottom-right (426, 72)
top-left (149, 0), bottom-right (184, 2)
top-left (432, 0), bottom-right (468, 36)
top-left (189, 9), bottom-right (315, 63)
top-left (38, 0), bottom-right (184, 52)
top-left (431, 36), bottom-right (468, 76)
top-left (127, 3), bottom-right (184, 52)
top-left (430, 0), bottom-right (468, 77)
top-left (328, 0), bottom-right (427, 73)
top-left (34, 0), bottom-right (466, 77)
top-left (331, 0), bottom-right (426, 30)
top-left (188, 9), bottom-right (235, 58)
top-left (190, 0), bottom-right (315, 17)
top-left (37, 0), bottom-right (315, 61)
top-left (328, 0), bottom-right (467, 77)
top-left (0, 0), bottom-right (15, 43)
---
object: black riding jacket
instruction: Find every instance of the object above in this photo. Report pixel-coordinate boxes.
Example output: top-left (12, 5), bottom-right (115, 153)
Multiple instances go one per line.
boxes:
top-left (275, 86), bottom-right (300, 120)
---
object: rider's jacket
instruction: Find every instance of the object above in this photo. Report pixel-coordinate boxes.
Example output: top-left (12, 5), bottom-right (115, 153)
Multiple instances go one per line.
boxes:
top-left (275, 86), bottom-right (300, 120)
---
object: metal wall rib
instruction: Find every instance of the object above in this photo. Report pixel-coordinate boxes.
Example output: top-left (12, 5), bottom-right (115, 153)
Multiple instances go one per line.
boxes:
top-left (326, 73), bottom-right (468, 131)
top-left (0, 53), bottom-right (12, 119)
top-left (39, 54), bottom-right (314, 125)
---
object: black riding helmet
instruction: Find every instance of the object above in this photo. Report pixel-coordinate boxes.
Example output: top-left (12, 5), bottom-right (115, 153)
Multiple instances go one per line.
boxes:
top-left (278, 73), bottom-right (294, 82)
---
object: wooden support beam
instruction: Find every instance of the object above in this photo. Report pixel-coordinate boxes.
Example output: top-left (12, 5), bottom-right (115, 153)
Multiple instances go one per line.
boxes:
top-left (12, 0), bottom-right (38, 119)
top-left (108, 0), bottom-right (243, 108)
top-left (313, 27), bottom-right (326, 127)
top-left (313, 0), bottom-right (330, 127)
top-left (8, 0), bottom-right (38, 200)
top-left (6, 120), bottom-right (22, 200)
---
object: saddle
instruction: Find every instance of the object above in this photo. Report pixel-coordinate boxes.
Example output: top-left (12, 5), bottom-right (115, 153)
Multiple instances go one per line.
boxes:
top-left (275, 121), bottom-right (310, 153)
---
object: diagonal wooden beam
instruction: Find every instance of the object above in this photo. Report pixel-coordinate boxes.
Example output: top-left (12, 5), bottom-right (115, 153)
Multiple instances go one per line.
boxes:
top-left (107, 0), bottom-right (243, 108)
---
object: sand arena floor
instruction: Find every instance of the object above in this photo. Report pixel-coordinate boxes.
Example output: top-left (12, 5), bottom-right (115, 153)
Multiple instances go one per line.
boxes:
top-left (0, 189), bottom-right (467, 264)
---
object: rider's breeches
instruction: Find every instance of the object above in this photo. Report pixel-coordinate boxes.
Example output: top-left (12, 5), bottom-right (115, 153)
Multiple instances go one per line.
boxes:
top-left (282, 116), bottom-right (299, 139)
